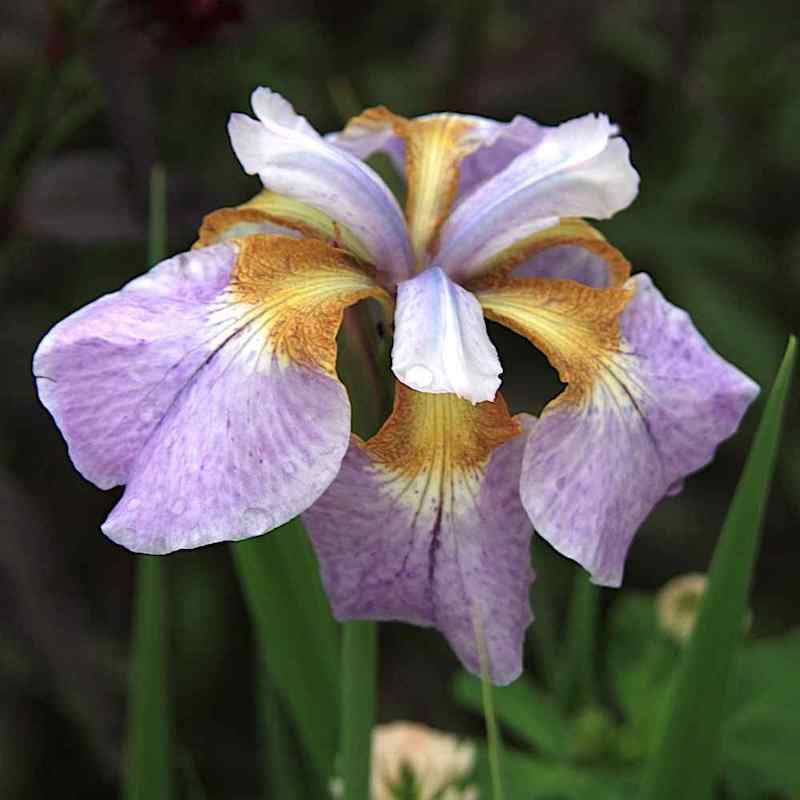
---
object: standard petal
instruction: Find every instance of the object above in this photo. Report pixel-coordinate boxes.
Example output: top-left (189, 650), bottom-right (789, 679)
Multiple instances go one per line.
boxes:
top-left (392, 267), bottom-right (502, 404)
top-left (456, 115), bottom-right (544, 197)
top-left (476, 272), bottom-right (759, 586)
top-left (435, 114), bottom-right (640, 282)
top-left (34, 236), bottom-right (389, 552)
top-left (228, 87), bottom-right (413, 283)
top-left (303, 384), bottom-right (533, 684)
top-left (330, 109), bottom-right (544, 199)
top-left (326, 105), bottom-right (407, 171)
top-left (330, 107), bottom-right (486, 265)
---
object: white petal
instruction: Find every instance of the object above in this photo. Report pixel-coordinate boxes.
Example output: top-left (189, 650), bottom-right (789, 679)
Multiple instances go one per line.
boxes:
top-left (250, 87), bottom-right (321, 139)
top-left (435, 114), bottom-right (640, 282)
top-left (392, 267), bottom-right (502, 404)
top-left (228, 87), bottom-right (413, 284)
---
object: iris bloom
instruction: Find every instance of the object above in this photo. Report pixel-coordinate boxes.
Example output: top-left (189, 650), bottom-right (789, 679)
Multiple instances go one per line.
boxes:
top-left (34, 88), bottom-right (758, 684)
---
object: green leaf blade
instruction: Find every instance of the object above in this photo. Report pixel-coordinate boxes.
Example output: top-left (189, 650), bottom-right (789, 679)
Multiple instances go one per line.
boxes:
top-left (641, 336), bottom-right (796, 800)
top-left (125, 556), bottom-right (175, 800)
top-left (339, 621), bottom-right (377, 800)
top-left (232, 518), bottom-right (340, 786)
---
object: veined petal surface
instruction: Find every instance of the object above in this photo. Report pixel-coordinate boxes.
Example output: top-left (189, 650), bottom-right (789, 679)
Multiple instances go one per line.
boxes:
top-left (392, 267), bottom-right (502, 404)
top-left (436, 114), bottom-right (639, 282)
top-left (34, 236), bottom-right (387, 553)
top-left (228, 87), bottom-right (413, 283)
top-left (475, 273), bottom-right (759, 586)
top-left (457, 115), bottom-right (544, 197)
top-left (329, 109), bottom-right (544, 199)
top-left (330, 107), bottom-right (485, 265)
top-left (304, 384), bottom-right (533, 684)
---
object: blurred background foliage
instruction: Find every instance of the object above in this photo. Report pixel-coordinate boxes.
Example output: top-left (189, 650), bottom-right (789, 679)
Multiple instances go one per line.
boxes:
top-left (0, 0), bottom-right (797, 797)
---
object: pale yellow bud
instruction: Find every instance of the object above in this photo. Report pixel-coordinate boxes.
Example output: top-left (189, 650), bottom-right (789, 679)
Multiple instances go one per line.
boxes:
top-left (656, 573), bottom-right (708, 644)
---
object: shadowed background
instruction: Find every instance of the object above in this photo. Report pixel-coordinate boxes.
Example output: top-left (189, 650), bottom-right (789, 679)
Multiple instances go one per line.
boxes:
top-left (0, 0), bottom-right (797, 797)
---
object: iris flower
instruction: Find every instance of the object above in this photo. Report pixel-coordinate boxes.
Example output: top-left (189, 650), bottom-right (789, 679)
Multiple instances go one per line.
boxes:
top-left (33, 88), bottom-right (758, 684)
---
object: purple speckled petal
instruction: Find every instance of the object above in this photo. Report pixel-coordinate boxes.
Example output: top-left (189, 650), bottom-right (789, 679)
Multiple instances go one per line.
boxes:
top-left (436, 114), bottom-right (639, 282)
top-left (103, 347), bottom-right (351, 553)
top-left (35, 236), bottom-right (387, 552)
top-left (33, 243), bottom-right (237, 489)
top-left (304, 385), bottom-right (534, 685)
top-left (392, 268), bottom-right (502, 404)
top-left (521, 273), bottom-right (760, 586)
top-left (229, 87), bottom-right (413, 284)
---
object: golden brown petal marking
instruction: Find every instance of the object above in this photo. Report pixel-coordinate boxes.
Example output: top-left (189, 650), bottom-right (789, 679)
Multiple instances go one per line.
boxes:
top-left (196, 190), bottom-right (372, 263)
top-left (230, 235), bottom-right (389, 374)
top-left (468, 218), bottom-right (632, 288)
top-left (343, 107), bottom-right (478, 268)
top-left (473, 273), bottom-right (633, 403)
top-left (364, 382), bottom-right (521, 484)
top-left (402, 116), bottom-right (478, 267)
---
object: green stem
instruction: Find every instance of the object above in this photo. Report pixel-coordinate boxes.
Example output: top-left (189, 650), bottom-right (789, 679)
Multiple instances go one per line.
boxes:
top-left (340, 621), bottom-right (377, 800)
top-left (474, 609), bottom-right (505, 800)
top-left (481, 672), bottom-right (505, 800)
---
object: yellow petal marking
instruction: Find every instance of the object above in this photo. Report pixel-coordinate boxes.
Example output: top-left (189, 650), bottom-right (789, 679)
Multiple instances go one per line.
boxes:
top-left (470, 218), bottom-right (632, 287)
top-left (472, 273), bottom-right (633, 403)
top-left (343, 107), bottom-right (478, 268)
top-left (361, 382), bottom-right (521, 514)
top-left (196, 190), bottom-right (373, 263)
top-left (230, 235), bottom-right (389, 374)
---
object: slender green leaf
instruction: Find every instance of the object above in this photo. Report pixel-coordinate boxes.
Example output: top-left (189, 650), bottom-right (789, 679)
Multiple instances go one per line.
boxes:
top-left (340, 621), bottom-right (377, 800)
top-left (641, 336), bottom-right (796, 800)
top-left (453, 673), bottom-right (572, 760)
top-left (259, 667), bottom-right (306, 800)
top-left (0, 61), bottom-right (51, 209)
top-left (232, 518), bottom-right (340, 783)
top-left (124, 166), bottom-right (174, 800)
top-left (147, 164), bottom-right (167, 267)
top-left (556, 573), bottom-right (600, 709)
top-left (126, 555), bottom-right (174, 800)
